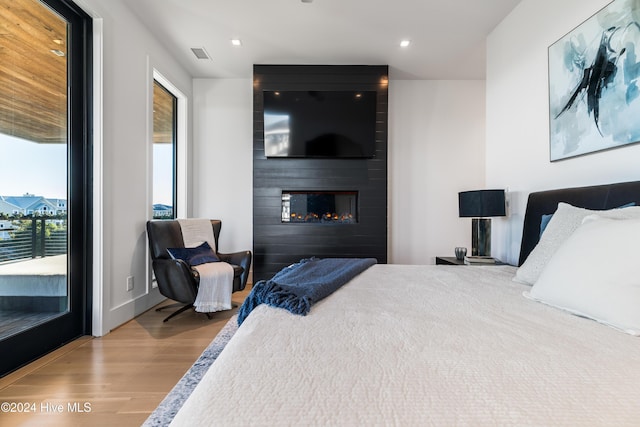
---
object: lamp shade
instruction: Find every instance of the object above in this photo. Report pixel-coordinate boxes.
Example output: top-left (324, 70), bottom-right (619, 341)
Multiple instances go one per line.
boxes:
top-left (458, 189), bottom-right (506, 218)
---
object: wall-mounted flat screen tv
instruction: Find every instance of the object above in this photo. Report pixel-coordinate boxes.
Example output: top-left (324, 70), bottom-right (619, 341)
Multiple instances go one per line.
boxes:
top-left (263, 90), bottom-right (377, 158)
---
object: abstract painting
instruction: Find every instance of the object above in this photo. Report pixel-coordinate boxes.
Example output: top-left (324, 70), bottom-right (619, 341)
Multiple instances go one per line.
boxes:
top-left (549, 0), bottom-right (640, 161)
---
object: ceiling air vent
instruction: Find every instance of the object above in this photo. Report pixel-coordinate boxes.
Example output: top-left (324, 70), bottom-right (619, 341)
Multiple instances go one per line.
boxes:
top-left (190, 47), bottom-right (211, 60)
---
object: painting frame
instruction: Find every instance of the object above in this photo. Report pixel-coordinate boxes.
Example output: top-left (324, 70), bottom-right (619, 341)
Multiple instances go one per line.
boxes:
top-left (548, 0), bottom-right (640, 161)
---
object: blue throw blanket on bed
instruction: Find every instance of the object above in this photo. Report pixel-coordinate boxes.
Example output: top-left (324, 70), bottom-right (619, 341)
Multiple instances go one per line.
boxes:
top-left (237, 257), bottom-right (377, 325)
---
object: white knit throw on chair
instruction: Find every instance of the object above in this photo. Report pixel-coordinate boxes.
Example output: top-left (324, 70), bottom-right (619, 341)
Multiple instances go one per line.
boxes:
top-left (177, 219), bottom-right (234, 312)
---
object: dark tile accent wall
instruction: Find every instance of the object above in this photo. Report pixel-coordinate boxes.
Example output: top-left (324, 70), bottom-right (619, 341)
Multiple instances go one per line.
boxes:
top-left (253, 65), bottom-right (388, 281)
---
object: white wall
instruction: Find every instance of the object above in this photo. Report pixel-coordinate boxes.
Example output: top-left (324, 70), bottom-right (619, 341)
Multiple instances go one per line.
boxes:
top-left (192, 79), bottom-right (253, 262)
top-left (80, 0), bottom-right (193, 334)
top-left (486, 0), bottom-right (640, 265)
top-left (388, 80), bottom-right (487, 264)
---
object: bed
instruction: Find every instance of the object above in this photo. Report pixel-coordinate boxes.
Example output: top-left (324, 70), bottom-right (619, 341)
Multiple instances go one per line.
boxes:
top-left (167, 181), bottom-right (640, 426)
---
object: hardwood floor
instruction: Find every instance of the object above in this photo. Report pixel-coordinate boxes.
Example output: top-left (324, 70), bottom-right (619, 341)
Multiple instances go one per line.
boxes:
top-left (0, 286), bottom-right (251, 427)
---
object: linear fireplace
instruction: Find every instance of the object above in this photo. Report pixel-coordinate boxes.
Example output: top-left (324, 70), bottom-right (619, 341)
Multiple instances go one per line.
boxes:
top-left (282, 191), bottom-right (357, 223)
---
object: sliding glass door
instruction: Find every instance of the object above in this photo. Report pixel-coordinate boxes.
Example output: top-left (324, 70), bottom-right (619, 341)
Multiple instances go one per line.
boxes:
top-left (0, 0), bottom-right (92, 376)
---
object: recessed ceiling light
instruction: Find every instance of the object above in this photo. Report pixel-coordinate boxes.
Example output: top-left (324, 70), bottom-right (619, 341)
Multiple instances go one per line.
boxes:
top-left (231, 39), bottom-right (242, 47)
top-left (400, 40), bottom-right (411, 48)
top-left (50, 49), bottom-right (65, 57)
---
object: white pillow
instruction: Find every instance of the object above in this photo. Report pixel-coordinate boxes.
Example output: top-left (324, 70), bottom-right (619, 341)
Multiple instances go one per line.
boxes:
top-left (515, 203), bottom-right (640, 284)
top-left (524, 216), bottom-right (640, 335)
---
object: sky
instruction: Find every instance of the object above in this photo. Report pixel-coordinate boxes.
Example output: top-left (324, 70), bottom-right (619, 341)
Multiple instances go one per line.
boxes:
top-left (153, 143), bottom-right (174, 206)
top-left (0, 133), bottom-right (174, 206)
top-left (0, 133), bottom-right (67, 199)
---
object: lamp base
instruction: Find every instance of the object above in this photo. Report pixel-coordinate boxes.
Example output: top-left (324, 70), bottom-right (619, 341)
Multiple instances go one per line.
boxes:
top-left (472, 218), bottom-right (491, 257)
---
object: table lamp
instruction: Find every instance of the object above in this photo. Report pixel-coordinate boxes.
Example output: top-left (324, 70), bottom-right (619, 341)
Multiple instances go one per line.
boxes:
top-left (458, 189), bottom-right (506, 257)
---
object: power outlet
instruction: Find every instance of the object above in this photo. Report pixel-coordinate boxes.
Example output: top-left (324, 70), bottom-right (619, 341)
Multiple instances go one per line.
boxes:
top-left (126, 276), bottom-right (134, 292)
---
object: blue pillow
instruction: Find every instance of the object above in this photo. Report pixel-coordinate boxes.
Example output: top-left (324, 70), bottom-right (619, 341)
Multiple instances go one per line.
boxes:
top-left (539, 202), bottom-right (636, 238)
top-left (167, 241), bottom-right (220, 266)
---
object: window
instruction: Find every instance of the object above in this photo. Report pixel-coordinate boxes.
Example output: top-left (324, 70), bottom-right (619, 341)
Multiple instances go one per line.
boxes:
top-left (152, 80), bottom-right (177, 219)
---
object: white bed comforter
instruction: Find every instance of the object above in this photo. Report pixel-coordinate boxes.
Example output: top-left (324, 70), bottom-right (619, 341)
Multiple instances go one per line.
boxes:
top-left (171, 264), bottom-right (640, 426)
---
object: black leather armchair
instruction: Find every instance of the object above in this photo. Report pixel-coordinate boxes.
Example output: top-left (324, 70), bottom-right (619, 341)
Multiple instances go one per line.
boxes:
top-left (146, 219), bottom-right (252, 322)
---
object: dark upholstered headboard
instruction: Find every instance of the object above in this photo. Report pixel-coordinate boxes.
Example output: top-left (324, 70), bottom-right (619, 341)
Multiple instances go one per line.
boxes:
top-left (518, 180), bottom-right (640, 266)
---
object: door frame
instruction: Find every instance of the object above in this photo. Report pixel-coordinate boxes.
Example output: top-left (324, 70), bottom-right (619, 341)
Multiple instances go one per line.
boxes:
top-left (0, 0), bottom-right (93, 377)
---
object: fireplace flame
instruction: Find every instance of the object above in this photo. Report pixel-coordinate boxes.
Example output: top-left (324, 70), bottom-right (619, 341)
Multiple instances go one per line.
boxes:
top-left (288, 212), bottom-right (355, 223)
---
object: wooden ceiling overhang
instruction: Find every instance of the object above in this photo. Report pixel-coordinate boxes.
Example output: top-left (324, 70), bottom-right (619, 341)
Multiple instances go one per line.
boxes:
top-left (1, 0), bottom-right (172, 145)
top-left (153, 81), bottom-right (175, 145)
top-left (0, 0), bottom-right (67, 144)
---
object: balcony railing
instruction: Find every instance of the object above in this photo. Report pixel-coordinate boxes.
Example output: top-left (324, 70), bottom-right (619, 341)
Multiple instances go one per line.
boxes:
top-left (0, 216), bottom-right (67, 263)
